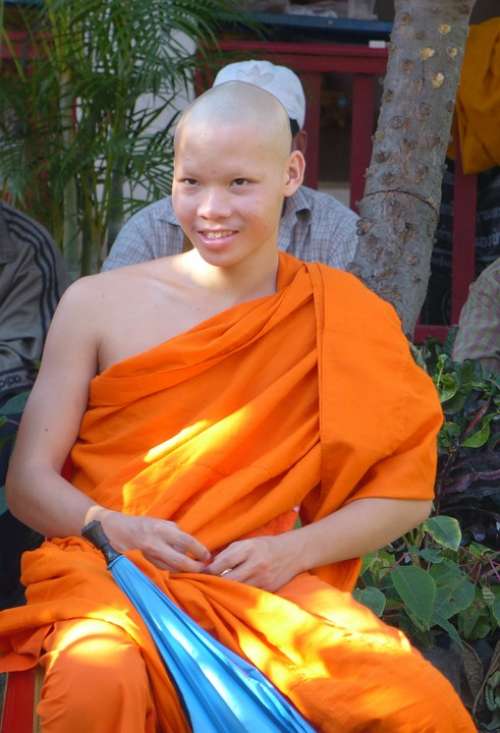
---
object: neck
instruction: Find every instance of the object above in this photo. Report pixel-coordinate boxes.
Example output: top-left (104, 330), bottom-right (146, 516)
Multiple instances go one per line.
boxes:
top-left (183, 246), bottom-right (280, 301)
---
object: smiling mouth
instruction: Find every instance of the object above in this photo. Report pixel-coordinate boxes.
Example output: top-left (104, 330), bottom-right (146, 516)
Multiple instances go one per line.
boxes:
top-left (200, 230), bottom-right (238, 240)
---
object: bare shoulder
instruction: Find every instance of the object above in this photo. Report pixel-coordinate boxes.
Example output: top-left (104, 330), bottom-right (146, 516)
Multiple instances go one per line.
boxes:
top-left (58, 259), bottom-right (172, 313)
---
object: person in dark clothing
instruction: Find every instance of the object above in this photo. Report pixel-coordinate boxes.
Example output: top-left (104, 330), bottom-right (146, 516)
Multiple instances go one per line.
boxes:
top-left (0, 201), bottom-right (69, 609)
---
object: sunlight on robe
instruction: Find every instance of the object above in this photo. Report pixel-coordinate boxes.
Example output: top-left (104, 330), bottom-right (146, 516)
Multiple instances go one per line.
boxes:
top-left (43, 617), bottom-right (133, 673)
top-left (122, 409), bottom-right (250, 511)
top-left (143, 420), bottom-right (212, 464)
top-left (237, 575), bottom-right (414, 696)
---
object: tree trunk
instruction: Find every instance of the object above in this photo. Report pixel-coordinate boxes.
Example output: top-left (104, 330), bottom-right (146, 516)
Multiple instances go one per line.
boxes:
top-left (350, 0), bottom-right (476, 336)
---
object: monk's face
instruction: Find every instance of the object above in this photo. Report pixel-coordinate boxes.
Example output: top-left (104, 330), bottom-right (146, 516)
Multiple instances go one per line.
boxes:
top-left (172, 118), bottom-right (304, 269)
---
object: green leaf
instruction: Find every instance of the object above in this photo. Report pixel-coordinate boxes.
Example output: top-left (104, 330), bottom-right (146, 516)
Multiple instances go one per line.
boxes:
top-left (431, 561), bottom-right (476, 624)
top-left (353, 587), bottom-right (386, 617)
top-left (461, 414), bottom-right (494, 448)
top-left (470, 620), bottom-right (493, 641)
top-left (438, 421), bottom-right (461, 449)
top-left (424, 516), bottom-right (462, 551)
top-left (391, 566), bottom-right (436, 630)
top-left (443, 392), bottom-right (466, 415)
top-left (434, 574), bottom-right (475, 620)
top-left (481, 586), bottom-right (496, 607)
top-left (360, 552), bottom-right (377, 574)
top-left (0, 391), bottom-right (30, 416)
top-left (458, 604), bottom-right (482, 640)
top-left (419, 547), bottom-right (445, 564)
top-left (457, 360), bottom-right (475, 390)
top-left (433, 614), bottom-right (463, 647)
top-left (467, 542), bottom-right (493, 559)
top-left (0, 416), bottom-right (6, 428)
top-left (430, 559), bottom-right (465, 584)
top-left (439, 374), bottom-right (459, 403)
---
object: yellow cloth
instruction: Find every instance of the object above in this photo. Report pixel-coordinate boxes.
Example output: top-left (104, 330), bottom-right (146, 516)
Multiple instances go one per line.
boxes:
top-left (454, 18), bottom-right (500, 174)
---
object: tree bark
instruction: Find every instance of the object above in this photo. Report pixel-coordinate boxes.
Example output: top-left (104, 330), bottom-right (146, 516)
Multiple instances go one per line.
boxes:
top-left (349, 0), bottom-right (476, 336)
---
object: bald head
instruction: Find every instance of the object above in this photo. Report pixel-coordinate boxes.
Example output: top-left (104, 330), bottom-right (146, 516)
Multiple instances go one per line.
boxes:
top-left (171, 81), bottom-right (306, 261)
top-left (175, 82), bottom-right (292, 162)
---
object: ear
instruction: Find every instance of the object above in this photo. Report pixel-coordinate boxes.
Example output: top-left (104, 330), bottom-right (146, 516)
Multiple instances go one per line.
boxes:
top-left (284, 150), bottom-right (305, 197)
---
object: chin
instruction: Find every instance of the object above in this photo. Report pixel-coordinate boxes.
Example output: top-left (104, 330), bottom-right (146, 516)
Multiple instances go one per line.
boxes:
top-left (194, 244), bottom-right (247, 269)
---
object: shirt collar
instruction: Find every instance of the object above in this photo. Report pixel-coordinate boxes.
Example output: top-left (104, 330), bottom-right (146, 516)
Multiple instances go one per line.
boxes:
top-left (278, 187), bottom-right (312, 252)
top-left (283, 186), bottom-right (312, 217)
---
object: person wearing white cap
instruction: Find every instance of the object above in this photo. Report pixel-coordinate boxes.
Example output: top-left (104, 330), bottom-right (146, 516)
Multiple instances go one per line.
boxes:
top-left (213, 59), bottom-right (307, 133)
top-left (102, 60), bottom-right (358, 273)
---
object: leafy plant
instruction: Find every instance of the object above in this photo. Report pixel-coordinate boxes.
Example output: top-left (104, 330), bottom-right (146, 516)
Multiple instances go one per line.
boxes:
top-left (0, 0), bottom-right (242, 276)
top-left (355, 338), bottom-right (499, 730)
top-left (428, 345), bottom-right (500, 552)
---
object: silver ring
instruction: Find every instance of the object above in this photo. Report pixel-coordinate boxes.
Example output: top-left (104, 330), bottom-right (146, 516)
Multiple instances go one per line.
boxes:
top-left (220, 569), bottom-right (231, 577)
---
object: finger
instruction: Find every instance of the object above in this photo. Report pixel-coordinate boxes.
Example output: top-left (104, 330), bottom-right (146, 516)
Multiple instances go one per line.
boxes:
top-left (149, 547), bottom-right (207, 574)
top-left (179, 534), bottom-right (212, 563)
top-left (205, 545), bottom-right (247, 575)
top-left (161, 526), bottom-right (211, 563)
top-left (217, 563), bottom-right (253, 584)
top-left (147, 558), bottom-right (177, 572)
top-left (205, 551), bottom-right (233, 575)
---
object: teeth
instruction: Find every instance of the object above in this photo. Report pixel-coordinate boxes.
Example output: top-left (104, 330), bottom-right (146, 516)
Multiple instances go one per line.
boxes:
top-left (204, 231), bottom-right (233, 239)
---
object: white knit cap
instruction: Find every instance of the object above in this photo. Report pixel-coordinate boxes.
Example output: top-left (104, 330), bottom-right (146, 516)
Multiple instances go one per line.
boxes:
top-left (213, 60), bottom-right (306, 129)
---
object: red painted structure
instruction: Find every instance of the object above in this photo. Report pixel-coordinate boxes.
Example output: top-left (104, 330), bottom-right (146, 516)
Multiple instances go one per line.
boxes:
top-left (218, 39), bottom-right (478, 342)
top-left (0, 669), bottom-right (37, 733)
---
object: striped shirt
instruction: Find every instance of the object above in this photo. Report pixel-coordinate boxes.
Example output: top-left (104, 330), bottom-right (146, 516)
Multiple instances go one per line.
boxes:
top-left (452, 258), bottom-right (500, 375)
top-left (102, 186), bottom-right (359, 272)
top-left (0, 203), bottom-right (70, 398)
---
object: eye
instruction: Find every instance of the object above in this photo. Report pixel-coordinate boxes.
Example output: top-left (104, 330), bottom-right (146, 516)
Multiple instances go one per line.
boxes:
top-left (232, 178), bottom-right (250, 187)
top-left (180, 178), bottom-right (198, 186)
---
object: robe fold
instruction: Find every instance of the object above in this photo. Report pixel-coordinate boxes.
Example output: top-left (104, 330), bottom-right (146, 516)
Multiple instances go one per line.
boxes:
top-left (0, 254), bottom-right (474, 732)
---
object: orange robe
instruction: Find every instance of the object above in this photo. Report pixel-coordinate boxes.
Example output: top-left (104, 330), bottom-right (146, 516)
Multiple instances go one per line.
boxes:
top-left (0, 255), bottom-right (474, 732)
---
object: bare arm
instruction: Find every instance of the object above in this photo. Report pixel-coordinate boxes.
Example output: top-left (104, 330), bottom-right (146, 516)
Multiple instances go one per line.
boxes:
top-left (206, 497), bottom-right (431, 591)
top-left (6, 279), bottom-right (99, 537)
top-left (6, 277), bottom-right (210, 570)
top-left (288, 496), bottom-right (431, 571)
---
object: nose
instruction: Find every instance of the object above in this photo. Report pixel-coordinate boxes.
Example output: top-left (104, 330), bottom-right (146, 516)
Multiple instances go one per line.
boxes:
top-left (197, 187), bottom-right (231, 221)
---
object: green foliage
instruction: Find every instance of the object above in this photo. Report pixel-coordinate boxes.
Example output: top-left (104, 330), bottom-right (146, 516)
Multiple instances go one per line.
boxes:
top-left (0, 0), bottom-right (243, 276)
top-left (356, 339), bottom-right (499, 729)
top-left (352, 586), bottom-right (386, 617)
top-left (357, 524), bottom-right (497, 648)
top-left (424, 515), bottom-right (462, 551)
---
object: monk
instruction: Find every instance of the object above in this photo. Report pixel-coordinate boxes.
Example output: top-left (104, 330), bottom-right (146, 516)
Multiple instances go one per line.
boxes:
top-left (1, 83), bottom-right (474, 732)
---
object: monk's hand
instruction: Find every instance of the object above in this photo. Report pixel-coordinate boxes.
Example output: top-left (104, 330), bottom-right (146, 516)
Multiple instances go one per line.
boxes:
top-left (204, 535), bottom-right (299, 592)
top-left (98, 510), bottom-right (211, 573)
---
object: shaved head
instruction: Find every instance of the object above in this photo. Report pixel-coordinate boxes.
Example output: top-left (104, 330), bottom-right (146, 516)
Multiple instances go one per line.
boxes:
top-left (171, 80), bottom-right (305, 274)
top-left (175, 82), bottom-right (292, 162)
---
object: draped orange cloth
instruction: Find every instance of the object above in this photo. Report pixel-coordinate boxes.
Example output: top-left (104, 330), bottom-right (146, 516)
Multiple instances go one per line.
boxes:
top-left (0, 255), bottom-right (474, 731)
